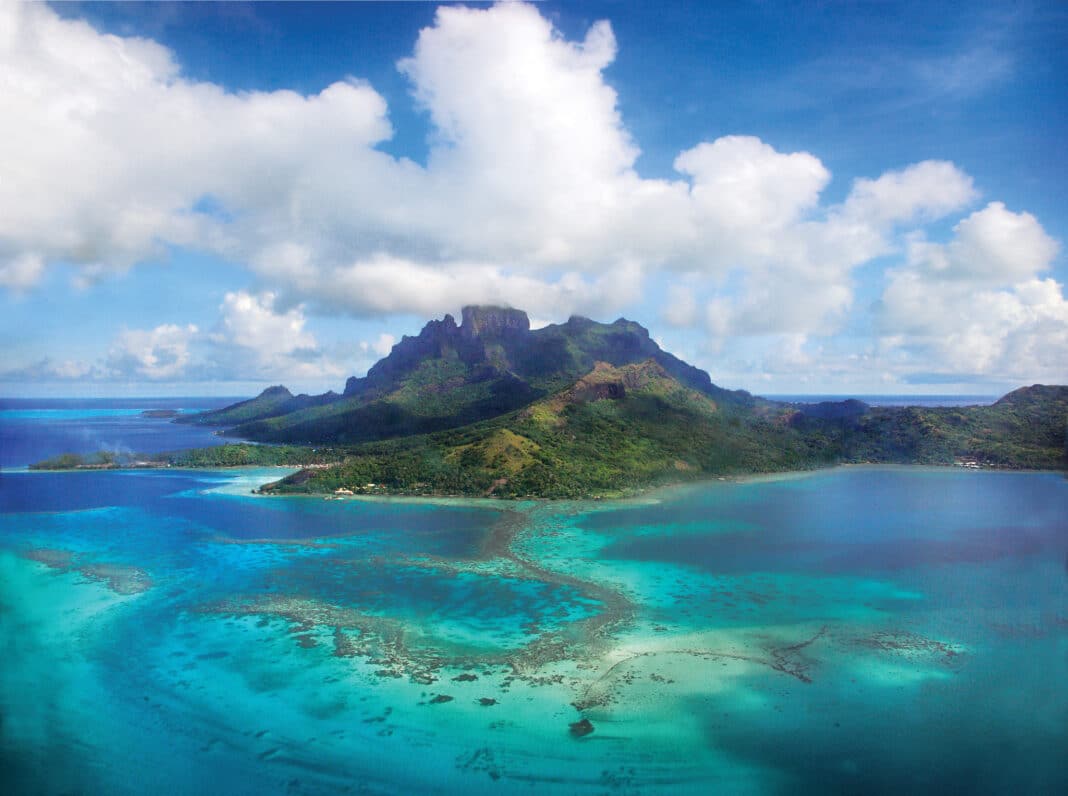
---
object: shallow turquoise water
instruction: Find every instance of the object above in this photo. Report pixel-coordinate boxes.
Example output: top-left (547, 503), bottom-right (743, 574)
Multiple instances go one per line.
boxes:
top-left (1, 466), bottom-right (1066, 794)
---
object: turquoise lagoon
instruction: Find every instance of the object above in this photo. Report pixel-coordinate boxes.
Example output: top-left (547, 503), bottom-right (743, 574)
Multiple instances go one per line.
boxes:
top-left (2, 453), bottom-right (1067, 792)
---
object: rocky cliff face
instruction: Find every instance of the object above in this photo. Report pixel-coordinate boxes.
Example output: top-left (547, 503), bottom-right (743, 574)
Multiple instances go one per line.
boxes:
top-left (196, 305), bottom-right (755, 443)
top-left (338, 304), bottom-right (750, 406)
top-left (345, 314), bottom-right (463, 396)
top-left (460, 305), bottom-right (530, 339)
top-left (344, 306), bottom-right (531, 396)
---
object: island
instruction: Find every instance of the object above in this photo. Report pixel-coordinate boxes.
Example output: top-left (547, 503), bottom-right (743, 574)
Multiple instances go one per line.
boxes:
top-left (34, 306), bottom-right (1068, 498)
top-left (140, 409), bottom-right (181, 418)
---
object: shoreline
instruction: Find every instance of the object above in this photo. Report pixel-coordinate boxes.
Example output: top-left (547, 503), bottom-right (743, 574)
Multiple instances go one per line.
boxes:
top-left (12, 460), bottom-right (1065, 504)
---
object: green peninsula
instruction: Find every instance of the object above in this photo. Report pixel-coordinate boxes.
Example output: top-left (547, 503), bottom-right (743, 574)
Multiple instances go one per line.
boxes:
top-left (36, 306), bottom-right (1068, 496)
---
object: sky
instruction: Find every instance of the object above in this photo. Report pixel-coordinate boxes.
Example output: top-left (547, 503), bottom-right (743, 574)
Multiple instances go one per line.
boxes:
top-left (1, 0), bottom-right (1066, 398)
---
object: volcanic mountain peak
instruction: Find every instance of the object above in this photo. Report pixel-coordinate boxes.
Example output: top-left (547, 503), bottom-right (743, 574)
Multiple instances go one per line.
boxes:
top-left (185, 306), bottom-right (753, 443)
top-left (460, 305), bottom-right (530, 338)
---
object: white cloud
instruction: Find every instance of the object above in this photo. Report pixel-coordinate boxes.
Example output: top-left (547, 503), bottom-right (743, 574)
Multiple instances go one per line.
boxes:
top-left (878, 203), bottom-right (1067, 381)
top-left (360, 333), bottom-right (396, 358)
top-left (0, 2), bottom-right (391, 284)
top-left (663, 283), bottom-right (698, 327)
top-left (0, 357), bottom-right (99, 383)
top-left (0, 1), bottom-right (906, 328)
top-left (2, 1), bottom-right (671, 317)
top-left (0, 253), bottom-right (44, 291)
top-left (662, 159), bottom-right (979, 339)
top-left (841, 160), bottom-right (978, 227)
top-left (675, 136), bottom-right (829, 234)
top-left (301, 254), bottom-right (645, 322)
top-left (216, 291), bottom-right (316, 355)
top-left (50, 359), bottom-right (94, 380)
top-left (906, 201), bottom-right (1058, 284)
top-left (762, 334), bottom-right (816, 374)
top-left (106, 324), bottom-right (199, 380)
top-left (39, 292), bottom-right (356, 385)
top-left (211, 291), bottom-right (346, 381)
top-left (397, 3), bottom-right (642, 265)
top-left (0, 2), bottom-right (1061, 389)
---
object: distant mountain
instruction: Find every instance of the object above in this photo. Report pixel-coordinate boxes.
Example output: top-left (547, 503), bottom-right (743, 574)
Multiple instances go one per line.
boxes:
top-left (261, 358), bottom-right (823, 498)
top-left (174, 306), bottom-right (1068, 498)
top-left (181, 305), bottom-right (754, 445)
top-left (177, 385), bottom-right (341, 427)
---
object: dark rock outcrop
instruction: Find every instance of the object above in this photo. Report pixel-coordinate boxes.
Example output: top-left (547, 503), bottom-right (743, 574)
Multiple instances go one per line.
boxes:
top-left (573, 380), bottom-right (626, 402)
top-left (460, 305), bottom-right (530, 339)
top-left (346, 314), bottom-right (460, 397)
top-left (569, 718), bottom-right (595, 737)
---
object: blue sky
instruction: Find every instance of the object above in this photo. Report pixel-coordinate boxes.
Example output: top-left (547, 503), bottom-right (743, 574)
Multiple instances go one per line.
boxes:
top-left (2, 1), bottom-right (1066, 397)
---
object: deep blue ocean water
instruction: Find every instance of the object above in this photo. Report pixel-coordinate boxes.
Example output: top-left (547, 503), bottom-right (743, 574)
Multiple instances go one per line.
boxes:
top-left (1, 400), bottom-right (1065, 794)
top-left (0, 397), bottom-right (237, 468)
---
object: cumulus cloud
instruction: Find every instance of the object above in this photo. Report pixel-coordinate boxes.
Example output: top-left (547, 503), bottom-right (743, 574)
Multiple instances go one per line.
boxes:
top-left (0, 2), bottom-right (391, 283)
top-left (106, 324), bottom-right (199, 380)
top-left (2, 1), bottom-right (671, 318)
top-left (360, 334), bottom-right (397, 358)
top-left (675, 136), bottom-right (829, 235)
top-left (216, 291), bottom-right (316, 356)
top-left (300, 255), bottom-right (645, 322)
top-left (680, 159), bottom-right (979, 340)
top-left (0, 2), bottom-right (1062, 389)
top-left (0, 357), bottom-right (99, 383)
top-left (663, 283), bottom-right (699, 328)
top-left (0, 1), bottom-right (968, 327)
top-left (878, 202), bottom-right (1066, 381)
top-left (840, 160), bottom-right (978, 227)
top-left (206, 291), bottom-right (350, 381)
top-left (903, 202), bottom-right (1059, 284)
top-left (0, 253), bottom-right (44, 291)
top-left (29, 292), bottom-right (354, 384)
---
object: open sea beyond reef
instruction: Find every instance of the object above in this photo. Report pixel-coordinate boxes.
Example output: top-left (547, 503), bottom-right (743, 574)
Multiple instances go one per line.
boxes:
top-left (1, 400), bottom-right (1066, 794)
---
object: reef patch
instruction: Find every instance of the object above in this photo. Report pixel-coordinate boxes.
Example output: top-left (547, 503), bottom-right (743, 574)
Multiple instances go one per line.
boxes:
top-left (23, 548), bottom-right (153, 594)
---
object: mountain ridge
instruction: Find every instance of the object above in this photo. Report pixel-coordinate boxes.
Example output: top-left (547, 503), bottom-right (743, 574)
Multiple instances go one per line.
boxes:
top-left (180, 305), bottom-right (753, 444)
top-left (167, 305), bottom-right (1068, 498)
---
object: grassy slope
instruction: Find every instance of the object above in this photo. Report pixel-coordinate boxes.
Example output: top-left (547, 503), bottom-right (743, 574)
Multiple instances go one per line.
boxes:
top-left (225, 354), bottom-right (547, 445)
top-left (183, 312), bottom-right (755, 446)
top-left (30, 380), bottom-right (1067, 493)
top-left (263, 362), bottom-right (825, 499)
top-left (264, 377), bottom-right (1067, 499)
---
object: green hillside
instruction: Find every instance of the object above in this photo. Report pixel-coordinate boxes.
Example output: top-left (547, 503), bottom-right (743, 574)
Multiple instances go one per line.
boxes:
top-left (44, 306), bottom-right (1067, 497)
top-left (260, 361), bottom-right (831, 499)
top-left (182, 306), bottom-right (754, 445)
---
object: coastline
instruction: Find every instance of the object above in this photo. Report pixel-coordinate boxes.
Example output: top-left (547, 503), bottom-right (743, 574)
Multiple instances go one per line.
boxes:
top-left (255, 460), bottom-right (1068, 503)
top-left (15, 459), bottom-right (1066, 504)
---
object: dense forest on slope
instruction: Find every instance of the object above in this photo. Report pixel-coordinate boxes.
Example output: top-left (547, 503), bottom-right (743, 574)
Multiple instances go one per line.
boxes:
top-left (38, 307), bottom-right (1068, 497)
top-left (177, 306), bottom-right (754, 445)
top-left (259, 370), bottom-right (1068, 499)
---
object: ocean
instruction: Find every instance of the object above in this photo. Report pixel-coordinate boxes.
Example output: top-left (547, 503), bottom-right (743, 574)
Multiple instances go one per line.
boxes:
top-left (0, 399), bottom-right (1065, 794)
top-left (0, 397), bottom-right (237, 469)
